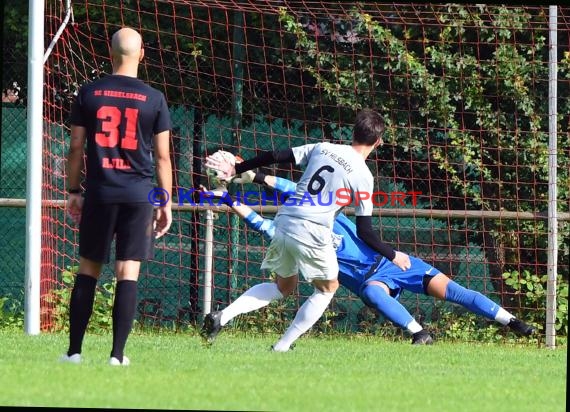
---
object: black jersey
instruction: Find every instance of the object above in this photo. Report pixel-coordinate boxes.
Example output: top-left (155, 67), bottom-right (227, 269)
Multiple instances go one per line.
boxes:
top-left (69, 74), bottom-right (171, 203)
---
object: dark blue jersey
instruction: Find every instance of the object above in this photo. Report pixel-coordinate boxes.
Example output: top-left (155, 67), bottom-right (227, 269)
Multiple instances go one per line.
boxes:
top-left (69, 74), bottom-right (171, 203)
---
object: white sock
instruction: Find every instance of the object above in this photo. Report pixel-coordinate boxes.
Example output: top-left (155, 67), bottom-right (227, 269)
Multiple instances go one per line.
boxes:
top-left (272, 289), bottom-right (334, 352)
top-left (406, 320), bottom-right (423, 334)
top-left (494, 307), bottom-right (515, 325)
top-left (220, 282), bottom-right (283, 326)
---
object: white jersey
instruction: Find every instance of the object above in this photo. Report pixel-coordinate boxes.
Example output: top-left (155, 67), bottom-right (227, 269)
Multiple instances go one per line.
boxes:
top-left (275, 142), bottom-right (374, 230)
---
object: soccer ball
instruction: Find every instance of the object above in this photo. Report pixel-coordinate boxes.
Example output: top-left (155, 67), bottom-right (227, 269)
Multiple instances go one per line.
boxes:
top-left (205, 150), bottom-right (240, 189)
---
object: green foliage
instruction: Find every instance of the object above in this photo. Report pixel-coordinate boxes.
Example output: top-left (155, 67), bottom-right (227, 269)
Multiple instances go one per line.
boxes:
top-left (58, 1), bottom-right (289, 113)
top-left (278, 5), bottom-right (563, 207)
top-left (313, 308), bottom-right (342, 334)
top-left (2, 1), bottom-right (28, 55)
top-left (2, 0), bottom-right (28, 100)
top-left (277, 3), bottom-right (569, 294)
top-left (0, 294), bottom-right (24, 330)
top-left (230, 305), bottom-right (290, 334)
top-left (503, 270), bottom-right (568, 337)
top-left (44, 266), bottom-right (115, 333)
top-left (438, 312), bottom-right (503, 343)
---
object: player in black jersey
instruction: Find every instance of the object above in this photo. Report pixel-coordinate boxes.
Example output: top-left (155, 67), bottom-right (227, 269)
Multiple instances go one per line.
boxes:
top-left (61, 27), bottom-right (172, 366)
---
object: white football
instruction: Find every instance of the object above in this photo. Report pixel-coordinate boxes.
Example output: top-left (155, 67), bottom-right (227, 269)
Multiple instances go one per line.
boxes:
top-left (205, 150), bottom-right (238, 189)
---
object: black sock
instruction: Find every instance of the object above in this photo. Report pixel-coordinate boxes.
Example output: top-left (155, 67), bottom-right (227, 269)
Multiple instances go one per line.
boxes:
top-left (67, 274), bottom-right (97, 356)
top-left (110, 280), bottom-right (138, 362)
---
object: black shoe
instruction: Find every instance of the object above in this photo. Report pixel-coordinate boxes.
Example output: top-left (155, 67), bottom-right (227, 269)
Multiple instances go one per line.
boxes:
top-left (200, 310), bottom-right (223, 343)
top-left (508, 318), bottom-right (535, 337)
top-left (411, 330), bottom-right (434, 345)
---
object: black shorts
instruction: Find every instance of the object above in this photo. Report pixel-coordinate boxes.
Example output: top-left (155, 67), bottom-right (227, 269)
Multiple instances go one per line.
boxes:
top-left (79, 200), bottom-right (155, 264)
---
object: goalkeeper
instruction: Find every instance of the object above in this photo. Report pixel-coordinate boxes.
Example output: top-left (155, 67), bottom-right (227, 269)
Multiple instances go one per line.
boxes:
top-left (200, 171), bottom-right (536, 344)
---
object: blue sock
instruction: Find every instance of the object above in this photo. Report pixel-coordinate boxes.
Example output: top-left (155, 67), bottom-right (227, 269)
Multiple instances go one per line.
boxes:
top-left (444, 280), bottom-right (500, 320)
top-left (360, 284), bottom-right (414, 329)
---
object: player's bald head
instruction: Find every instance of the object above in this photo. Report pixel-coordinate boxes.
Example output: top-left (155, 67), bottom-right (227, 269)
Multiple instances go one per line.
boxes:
top-left (111, 27), bottom-right (143, 59)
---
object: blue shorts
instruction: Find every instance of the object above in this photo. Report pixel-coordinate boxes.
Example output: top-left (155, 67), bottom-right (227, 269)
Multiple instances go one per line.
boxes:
top-left (359, 256), bottom-right (441, 300)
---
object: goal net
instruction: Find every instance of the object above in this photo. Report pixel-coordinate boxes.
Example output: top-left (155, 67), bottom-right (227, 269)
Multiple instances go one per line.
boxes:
top-left (40, 1), bottom-right (570, 341)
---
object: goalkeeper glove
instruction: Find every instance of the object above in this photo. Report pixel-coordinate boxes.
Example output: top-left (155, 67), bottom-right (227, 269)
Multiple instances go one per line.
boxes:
top-left (231, 170), bottom-right (256, 184)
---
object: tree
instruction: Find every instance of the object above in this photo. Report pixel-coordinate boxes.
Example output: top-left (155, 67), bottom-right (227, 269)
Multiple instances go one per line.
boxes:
top-left (277, 4), bottom-right (569, 306)
top-left (2, 0), bottom-right (28, 104)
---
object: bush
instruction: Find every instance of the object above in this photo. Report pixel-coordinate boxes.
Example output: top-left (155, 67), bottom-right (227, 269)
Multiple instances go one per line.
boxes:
top-left (43, 265), bottom-right (115, 333)
top-left (502, 270), bottom-right (568, 337)
top-left (0, 294), bottom-right (24, 330)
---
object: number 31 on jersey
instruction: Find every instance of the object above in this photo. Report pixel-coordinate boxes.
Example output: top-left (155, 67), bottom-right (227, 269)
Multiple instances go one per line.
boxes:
top-left (95, 105), bottom-right (139, 150)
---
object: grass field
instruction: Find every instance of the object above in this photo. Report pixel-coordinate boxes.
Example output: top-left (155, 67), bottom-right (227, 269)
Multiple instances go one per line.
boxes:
top-left (0, 329), bottom-right (566, 411)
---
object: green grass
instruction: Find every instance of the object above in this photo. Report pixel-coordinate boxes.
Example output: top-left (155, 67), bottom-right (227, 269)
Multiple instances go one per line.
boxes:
top-left (0, 329), bottom-right (566, 411)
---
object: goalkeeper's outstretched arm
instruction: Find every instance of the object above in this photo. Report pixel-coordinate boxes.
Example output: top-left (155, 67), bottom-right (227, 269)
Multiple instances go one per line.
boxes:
top-left (234, 171), bottom-right (294, 240)
top-left (203, 169), bottom-right (295, 241)
top-left (248, 171), bottom-right (297, 194)
top-left (202, 188), bottom-right (276, 241)
top-left (233, 169), bottom-right (297, 197)
top-left (231, 200), bottom-right (275, 241)
top-left (241, 210), bottom-right (275, 241)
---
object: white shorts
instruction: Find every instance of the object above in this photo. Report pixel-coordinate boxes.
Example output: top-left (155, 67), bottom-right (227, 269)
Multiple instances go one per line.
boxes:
top-left (260, 218), bottom-right (339, 282)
